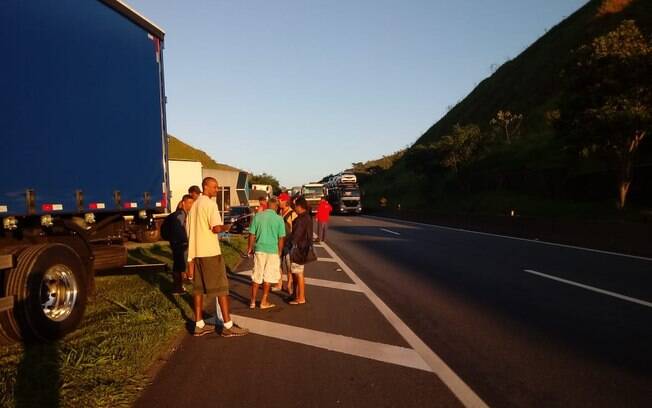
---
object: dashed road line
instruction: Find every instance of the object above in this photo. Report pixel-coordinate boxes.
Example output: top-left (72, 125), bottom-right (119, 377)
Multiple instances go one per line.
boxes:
top-left (321, 241), bottom-right (489, 408)
top-left (380, 228), bottom-right (401, 236)
top-left (230, 314), bottom-right (432, 372)
top-left (363, 215), bottom-right (652, 262)
top-left (524, 269), bottom-right (652, 309)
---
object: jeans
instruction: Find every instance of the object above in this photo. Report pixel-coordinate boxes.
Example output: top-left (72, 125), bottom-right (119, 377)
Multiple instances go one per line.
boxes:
top-left (318, 221), bottom-right (328, 241)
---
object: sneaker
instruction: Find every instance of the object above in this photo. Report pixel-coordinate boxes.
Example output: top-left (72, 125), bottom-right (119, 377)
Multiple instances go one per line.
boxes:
top-left (193, 324), bottom-right (215, 337)
top-left (220, 323), bottom-right (249, 338)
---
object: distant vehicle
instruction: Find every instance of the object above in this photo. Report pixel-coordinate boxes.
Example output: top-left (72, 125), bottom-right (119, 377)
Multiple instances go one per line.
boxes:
top-left (325, 171), bottom-right (357, 189)
top-left (224, 206), bottom-right (253, 234)
top-left (301, 183), bottom-right (325, 213)
top-left (290, 186), bottom-right (302, 198)
top-left (0, 0), bottom-right (167, 343)
top-left (251, 184), bottom-right (273, 196)
top-left (328, 185), bottom-right (362, 214)
top-left (337, 172), bottom-right (357, 185)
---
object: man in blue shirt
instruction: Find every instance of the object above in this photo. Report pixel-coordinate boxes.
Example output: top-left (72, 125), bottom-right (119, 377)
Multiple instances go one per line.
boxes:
top-left (167, 194), bottom-right (194, 294)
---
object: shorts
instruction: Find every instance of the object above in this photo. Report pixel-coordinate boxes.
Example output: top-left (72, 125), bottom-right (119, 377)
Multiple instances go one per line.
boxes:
top-left (290, 262), bottom-right (304, 275)
top-left (252, 252), bottom-right (281, 284)
top-left (193, 255), bottom-right (229, 296)
top-left (281, 253), bottom-right (292, 274)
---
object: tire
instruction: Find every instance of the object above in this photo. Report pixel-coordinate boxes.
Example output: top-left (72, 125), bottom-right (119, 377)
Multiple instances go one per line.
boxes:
top-left (0, 243), bottom-right (87, 342)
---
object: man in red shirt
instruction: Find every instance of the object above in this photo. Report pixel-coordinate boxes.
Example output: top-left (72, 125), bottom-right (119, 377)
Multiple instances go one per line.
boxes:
top-left (315, 196), bottom-right (332, 243)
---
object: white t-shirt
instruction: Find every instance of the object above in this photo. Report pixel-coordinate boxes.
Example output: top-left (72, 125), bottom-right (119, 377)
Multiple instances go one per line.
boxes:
top-left (186, 195), bottom-right (222, 261)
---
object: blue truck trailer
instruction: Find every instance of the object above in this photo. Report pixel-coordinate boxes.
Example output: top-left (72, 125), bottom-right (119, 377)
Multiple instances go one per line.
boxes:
top-left (0, 0), bottom-right (168, 343)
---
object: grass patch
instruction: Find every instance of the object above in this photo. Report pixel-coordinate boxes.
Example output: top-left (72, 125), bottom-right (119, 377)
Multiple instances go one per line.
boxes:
top-left (0, 237), bottom-right (247, 408)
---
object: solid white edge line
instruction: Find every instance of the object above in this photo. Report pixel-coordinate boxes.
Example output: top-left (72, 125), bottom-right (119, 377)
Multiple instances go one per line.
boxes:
top-left (320, 241), bottom-right (490, 408)
top-left (380, 228), bottom-right (401, 236)
top-left (523, 269), bottom-right (652, 308)
top-left (363, 215), bottom-right (652, 262)
top-left (230, 314), bottom-right (432, 372)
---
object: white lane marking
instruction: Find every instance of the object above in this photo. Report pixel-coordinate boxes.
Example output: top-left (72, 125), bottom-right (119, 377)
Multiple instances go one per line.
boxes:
top-left (380, 228), bottom-right (401, 236)
top-left (230, 314), bottom-right (431, 372)
top-left (320, 241), bottom-right (489, 408)
top-left (523, 269), bottom-right (652, 308)
top-left (317, 257), bottom-right (338, 263)
top-left (363, 215), bottom-right (652, 262)
top-left (236, 271), bottom-right (363, 293)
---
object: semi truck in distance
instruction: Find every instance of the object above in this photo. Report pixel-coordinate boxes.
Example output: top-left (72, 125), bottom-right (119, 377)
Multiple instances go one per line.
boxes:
top-left (325, 171), bottom-right (362, 214)
top-left (0, 0), bottom-right (168, 343)
top-left (301, 183), bottom-right (325, 213)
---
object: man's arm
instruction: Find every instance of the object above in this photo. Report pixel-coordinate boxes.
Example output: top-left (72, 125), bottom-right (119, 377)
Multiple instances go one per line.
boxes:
top-left (247, 233), bottom-right (256, 255)
top-left (278, 237), bottom-right (285, 255)
top-left (211, 224), bottom-right (231, 233)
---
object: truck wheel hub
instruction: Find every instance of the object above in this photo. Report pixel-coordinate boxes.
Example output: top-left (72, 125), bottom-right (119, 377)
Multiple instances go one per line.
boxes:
top-left (40, 264), bottom-right (78, 322)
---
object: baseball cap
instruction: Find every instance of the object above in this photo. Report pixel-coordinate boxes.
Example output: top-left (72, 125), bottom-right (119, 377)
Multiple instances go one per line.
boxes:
top-left (278, 192), bottom-right (290, 201)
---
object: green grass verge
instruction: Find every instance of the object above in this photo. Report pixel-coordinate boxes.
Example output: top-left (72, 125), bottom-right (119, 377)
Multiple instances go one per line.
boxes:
top-left (0, 236), bottom-right (247, 408)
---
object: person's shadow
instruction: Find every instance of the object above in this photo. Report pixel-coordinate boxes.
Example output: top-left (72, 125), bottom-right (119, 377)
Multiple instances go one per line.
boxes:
top-left (14, 340), bottom-right (61, 407)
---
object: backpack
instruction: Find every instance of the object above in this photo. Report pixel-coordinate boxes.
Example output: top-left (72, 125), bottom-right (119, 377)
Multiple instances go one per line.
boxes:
top-left (160, 213), bottom-right (173, 241)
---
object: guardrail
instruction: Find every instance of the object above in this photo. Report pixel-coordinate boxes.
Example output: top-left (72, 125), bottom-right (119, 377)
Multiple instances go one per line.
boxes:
top-left (0, 254), bottom-right (15, 312)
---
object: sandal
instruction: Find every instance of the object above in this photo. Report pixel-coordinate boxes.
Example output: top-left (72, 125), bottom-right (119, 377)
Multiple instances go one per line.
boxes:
top-left (260, 303), bottom-right (276, 310)
top-left (249, 302), bottom-right (256, 309)
top-left (289, 300), bottom-right (306, 305)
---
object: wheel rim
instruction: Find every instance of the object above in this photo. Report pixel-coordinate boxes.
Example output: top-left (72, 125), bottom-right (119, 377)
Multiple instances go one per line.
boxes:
top-left (40, 264), bottom-right (78, 322)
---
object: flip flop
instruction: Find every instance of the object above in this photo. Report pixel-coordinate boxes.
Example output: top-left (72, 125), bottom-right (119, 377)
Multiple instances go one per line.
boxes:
top-left (289, 300), bottom-right (306, 305)
top-left (260, 303), bottom-right (276, 310)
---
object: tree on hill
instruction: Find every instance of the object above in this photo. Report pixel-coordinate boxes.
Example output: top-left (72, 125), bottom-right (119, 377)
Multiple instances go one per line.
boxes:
top-left (489, 110), bottom-right (523, 145)
top-left (250, 173), bottom-right (281, 195)
top-left (432, 124), bottom-right (484, 174)
top-left (557, 20), bottom-right (651, 209)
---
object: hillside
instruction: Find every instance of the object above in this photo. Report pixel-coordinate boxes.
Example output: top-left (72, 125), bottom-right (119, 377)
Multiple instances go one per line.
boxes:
top-left (416, 0), bottom-right (652, 145)
top-left (356, 0), bottom-right (652, 217)
top-left (168, 134), bottom-right (241, 172)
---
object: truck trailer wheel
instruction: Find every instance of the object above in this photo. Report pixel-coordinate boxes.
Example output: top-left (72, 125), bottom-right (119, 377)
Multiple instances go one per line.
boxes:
top-left (0, 244), bottom-right (87, 342)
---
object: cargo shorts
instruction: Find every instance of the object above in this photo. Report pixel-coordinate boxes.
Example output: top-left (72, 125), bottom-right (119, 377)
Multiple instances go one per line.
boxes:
top-left (193, 255), bottom-right (229, 296)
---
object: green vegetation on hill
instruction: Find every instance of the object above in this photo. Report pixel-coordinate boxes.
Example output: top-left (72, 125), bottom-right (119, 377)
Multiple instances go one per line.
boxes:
top-left (168, 134), bottom-right (241, 172)
top-left (355, 0), bottom-right (652, 218)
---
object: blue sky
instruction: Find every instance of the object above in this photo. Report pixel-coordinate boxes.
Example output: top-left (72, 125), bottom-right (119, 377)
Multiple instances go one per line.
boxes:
top-left (128, 0), bottom-right (587, 187)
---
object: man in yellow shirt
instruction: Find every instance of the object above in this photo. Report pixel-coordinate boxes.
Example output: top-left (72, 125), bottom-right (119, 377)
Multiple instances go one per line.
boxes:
top-left (186, 177), bottom-right (248, 337)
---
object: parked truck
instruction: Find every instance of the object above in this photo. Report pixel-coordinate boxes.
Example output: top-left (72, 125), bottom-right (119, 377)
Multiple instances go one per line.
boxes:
top-left (301, 183), bottom-right (325, 213)
top-left (325, 172), bottom-right (362, 214)
top-left (327, 185), bottom-right (363, 214)
top-left (0, 0), bottom-right (168, 343)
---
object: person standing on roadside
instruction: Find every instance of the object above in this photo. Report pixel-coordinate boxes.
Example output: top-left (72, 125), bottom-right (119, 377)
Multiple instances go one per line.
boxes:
top-left (247, 197), bottom-right (285, 309)
top-left (288, 197), bottom-right (312, 304)
top-left (186, 177), bottom-right (249, 337)
top-left (315, 196), bottom-right (332, 243)
top-left (188, 185), bottom-right (201, 200)
top-left (167, 194), bottom-right (194, 294)
top-left (256, 196), bottom-right (268, 213)
top-left (273, 192), bottom-right (297, 293)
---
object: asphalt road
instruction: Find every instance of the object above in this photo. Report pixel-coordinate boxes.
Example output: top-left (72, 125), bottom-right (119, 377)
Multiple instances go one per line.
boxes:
top-left (137, 215), bottom-right (652, 408)
top-left (324, 215), bottom-right (652, 407)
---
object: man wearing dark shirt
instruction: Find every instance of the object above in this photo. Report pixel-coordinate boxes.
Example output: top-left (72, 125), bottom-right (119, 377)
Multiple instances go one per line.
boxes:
top-left (169, 194), bottom-right (194, 294)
